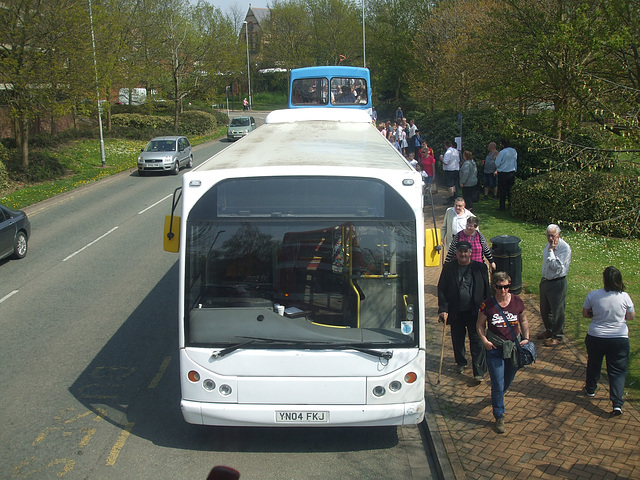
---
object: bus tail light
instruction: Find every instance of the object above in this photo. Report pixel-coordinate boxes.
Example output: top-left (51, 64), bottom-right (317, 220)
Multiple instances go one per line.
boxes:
top-left (372, 386), bottom-right (386, 397)
top-left (389, 381), bottom-right (402, 392)
top-left (188, 370), bottom-right (200, 382)
top-left (404, 372), bottom-right (418, 384)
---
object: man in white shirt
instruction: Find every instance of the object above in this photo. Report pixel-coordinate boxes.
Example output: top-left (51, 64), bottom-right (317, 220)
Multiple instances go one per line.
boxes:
top-left (442, 140), bottom-right (460, 203)
top-left (537, 224), bottom-right (572, 346)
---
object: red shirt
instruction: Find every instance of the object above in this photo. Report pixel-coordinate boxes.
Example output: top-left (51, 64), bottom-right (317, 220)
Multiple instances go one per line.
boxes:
top-left (480, 295), bottom-right (525, 341)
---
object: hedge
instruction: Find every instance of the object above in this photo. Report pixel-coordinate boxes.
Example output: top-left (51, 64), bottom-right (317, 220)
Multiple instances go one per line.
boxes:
top-left (511, 171), bottom-right (640, 239)
top-left (111, 110), bottom-right (220, 136)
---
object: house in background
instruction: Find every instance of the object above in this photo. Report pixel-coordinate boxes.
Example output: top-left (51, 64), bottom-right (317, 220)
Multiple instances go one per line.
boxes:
top-left (240, 5), bottom-right (270, 56)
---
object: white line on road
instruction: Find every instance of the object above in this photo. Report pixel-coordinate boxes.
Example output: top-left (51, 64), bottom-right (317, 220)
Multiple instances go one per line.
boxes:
top-left (0, 290), bottom-right (19, 304)
top-left (138, 194), bottom-right (172, 215)
top-left (63, 227), bottom-right (119, 262)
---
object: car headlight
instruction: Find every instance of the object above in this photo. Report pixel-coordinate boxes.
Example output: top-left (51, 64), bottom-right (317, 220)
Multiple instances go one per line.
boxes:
top-left (138, 156), bottom-right (143, 162)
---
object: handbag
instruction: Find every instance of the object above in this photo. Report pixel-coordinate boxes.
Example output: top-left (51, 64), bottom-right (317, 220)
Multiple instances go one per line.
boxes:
top-left (493, 297), bottom-right (537, 367)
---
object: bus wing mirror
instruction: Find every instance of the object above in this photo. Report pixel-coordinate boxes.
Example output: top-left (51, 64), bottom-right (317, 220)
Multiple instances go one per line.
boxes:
top-left (164, 215), bottom-right (180, 252)
top-left (164, 186), bottom-right (182, 253)
top-left (424, 228), bottom-right (441, 267)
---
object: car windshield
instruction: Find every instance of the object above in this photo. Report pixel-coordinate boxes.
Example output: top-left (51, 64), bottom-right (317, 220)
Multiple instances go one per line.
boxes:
top-left (145, 140), bottom-right (177, 152)
top-left (230, 118), bottom-right (250, 127)
top-left (184, 177), bottom-right (419, 349)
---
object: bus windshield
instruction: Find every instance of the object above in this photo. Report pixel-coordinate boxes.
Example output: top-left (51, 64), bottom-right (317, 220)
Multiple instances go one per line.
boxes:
top-left (185, 176), bottom-right (418, 348)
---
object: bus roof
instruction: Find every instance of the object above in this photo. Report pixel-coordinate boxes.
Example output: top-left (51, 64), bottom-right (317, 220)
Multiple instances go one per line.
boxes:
top-left (195, 109), bottom-right (412, 172)
top-left (289, 66), bottom-right (371, 80)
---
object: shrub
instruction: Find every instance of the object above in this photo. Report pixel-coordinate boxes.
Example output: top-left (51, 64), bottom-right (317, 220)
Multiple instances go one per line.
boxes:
top-left (511, 171), bottom-right (640, 239)
top-left (0, 151), bottom-right (9, 191)
top-left (111, 110), bottom-right (219, 137)
top-left (210, 109), bottom-right (229, 127)
top-left (178, 110), bottom-right (218, 135)
top-left (111, 113), bottom-right (173, 131)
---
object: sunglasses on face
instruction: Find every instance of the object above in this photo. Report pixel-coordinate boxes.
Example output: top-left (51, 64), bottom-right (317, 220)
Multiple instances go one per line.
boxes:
top-left (495, 284), bottom-right (511, 290)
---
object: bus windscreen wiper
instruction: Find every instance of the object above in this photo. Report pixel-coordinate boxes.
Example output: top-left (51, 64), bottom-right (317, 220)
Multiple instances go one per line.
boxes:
top-left (211, 338), bottom-right (393, 360)
top-left (211, 340), bottom-right (256, 359)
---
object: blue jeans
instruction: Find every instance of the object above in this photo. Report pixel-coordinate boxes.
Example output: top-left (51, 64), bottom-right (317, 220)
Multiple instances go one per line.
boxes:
top-left (585, 334), bottom-right (629, 409)
top-left (486, 347), bottom-right (518, 419)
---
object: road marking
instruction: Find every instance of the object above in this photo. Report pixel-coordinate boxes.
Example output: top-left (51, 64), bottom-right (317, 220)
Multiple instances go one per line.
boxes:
top-left (138, 194), bottom-right (172, 215)
top-left (63, 227), bottom-right (119, 262)
top-left (105, 421), bottom-right (135, 466)
top-left (148, 356), bottom-right (171, 389)
top-left (0, 290), bottom-right (19, 303)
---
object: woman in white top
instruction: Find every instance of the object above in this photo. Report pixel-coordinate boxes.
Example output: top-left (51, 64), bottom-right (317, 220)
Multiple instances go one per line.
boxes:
top-left (582, 266), bottom-right (635, 416)
top-left (440, 197), bottom-right (473, 253)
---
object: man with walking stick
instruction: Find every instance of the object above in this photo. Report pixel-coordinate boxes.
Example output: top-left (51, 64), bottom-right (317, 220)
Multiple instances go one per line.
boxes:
top-left (437, 241), bottom-right (491, 384)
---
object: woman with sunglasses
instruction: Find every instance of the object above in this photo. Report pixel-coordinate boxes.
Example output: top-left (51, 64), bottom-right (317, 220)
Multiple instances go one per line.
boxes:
top-left (476, 271), bottom-right (530, 434)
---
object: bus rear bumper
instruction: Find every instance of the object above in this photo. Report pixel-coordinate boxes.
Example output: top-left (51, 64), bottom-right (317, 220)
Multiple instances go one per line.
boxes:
top-left (181, 399), bottom-right (425, 427)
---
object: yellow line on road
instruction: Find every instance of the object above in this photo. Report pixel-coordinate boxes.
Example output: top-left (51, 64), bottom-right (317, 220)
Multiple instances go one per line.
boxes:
top-left (105, 422), bottom-right (135, 466)
top-left (148, 356), bottom-right (171, 389)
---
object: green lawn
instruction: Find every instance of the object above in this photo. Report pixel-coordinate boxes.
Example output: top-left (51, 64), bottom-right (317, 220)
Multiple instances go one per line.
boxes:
top-left (473, 197), bottom-right (640, 405)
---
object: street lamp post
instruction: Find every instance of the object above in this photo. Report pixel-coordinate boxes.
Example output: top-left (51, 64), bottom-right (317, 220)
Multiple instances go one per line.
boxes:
top-left (362, 0), bottom-right (366, 68)
top-left (88, 0), bottom-right (106, 167)
top-left (243, 21), bottom-right (252, 110)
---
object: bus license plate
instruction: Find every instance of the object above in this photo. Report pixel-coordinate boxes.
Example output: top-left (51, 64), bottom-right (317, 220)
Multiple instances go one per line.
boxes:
top-left (275, 411), bottom-right (329, 423)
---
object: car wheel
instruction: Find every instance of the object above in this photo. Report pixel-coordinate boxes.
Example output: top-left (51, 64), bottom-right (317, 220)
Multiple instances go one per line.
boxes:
top-left (187, 155), bottom-right (193, 169)
top-left (13, 231), bottom-right (28, 259)
top-left (171, 161), bottom-right (179, 175)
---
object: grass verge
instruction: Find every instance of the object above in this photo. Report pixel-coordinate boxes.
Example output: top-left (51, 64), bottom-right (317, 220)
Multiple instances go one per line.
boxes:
top-left (0, 127), bottom-right (226, 209)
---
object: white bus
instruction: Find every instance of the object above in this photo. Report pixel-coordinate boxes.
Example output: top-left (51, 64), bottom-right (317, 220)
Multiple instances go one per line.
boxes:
top-left (164, 108), bottom-right (437, 426)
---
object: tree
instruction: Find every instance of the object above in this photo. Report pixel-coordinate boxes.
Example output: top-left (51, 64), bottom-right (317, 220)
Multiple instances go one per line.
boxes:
top-left (366, 0), bottom-right (431, 111)
top-left (409, 0), bottom-right (498, 112)
top-left (261, 0), bottom-right (362, 69)
top-left (189, 2), bottom-right (242, 105)
top-left (0, 0), bottom-right (90, 167)
top-left (480, 0), bottom-right (608, 140)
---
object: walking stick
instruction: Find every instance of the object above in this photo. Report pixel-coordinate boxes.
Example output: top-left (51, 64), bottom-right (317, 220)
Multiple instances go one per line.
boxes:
top-left (437, 316), bottom-right (447, 384)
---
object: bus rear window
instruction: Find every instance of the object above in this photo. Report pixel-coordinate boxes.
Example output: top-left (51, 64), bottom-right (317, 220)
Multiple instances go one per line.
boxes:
top-left (330, 77), bottom-right (368, 105)
top-left (291, 78), bottom-right (329, 105)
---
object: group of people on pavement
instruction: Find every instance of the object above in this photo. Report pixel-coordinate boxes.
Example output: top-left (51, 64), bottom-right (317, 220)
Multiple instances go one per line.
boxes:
top-left (378, 112), bottom-right (435, 191)
top-left (441, 138), bottom-right (518, 211)
top-left (377, 108), bottom-right (635, 434)
top-left (436, 202), bottom-right (635, 434)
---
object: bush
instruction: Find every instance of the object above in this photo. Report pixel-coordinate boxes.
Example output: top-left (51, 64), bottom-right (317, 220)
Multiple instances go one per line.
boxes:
top-left (511, 171), bottom-right (640, 239)
top-left (111, 113), bottom-right (173, 131)
top-left (111, 110), bottom-right (219, 137)
top-left (0, 146), bottom-right (9, 191)
top-left (178, 110), bottom-right (218, 135)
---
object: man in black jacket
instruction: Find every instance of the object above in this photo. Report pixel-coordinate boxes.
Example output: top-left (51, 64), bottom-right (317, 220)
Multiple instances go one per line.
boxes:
top-left (438, 241), bottom-right (491, 382)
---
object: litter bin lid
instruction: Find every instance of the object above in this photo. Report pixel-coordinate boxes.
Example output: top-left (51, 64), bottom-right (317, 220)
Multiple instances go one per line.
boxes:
top-left (490, 235), bottom-right (521, 246)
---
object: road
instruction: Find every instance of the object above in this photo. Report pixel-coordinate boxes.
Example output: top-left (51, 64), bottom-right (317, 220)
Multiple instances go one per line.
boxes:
top-left (0, 111), bottom-right (439, 479)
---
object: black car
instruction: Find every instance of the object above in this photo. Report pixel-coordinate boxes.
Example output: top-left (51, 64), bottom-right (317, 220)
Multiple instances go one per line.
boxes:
top-left (0, 204), bottom-right (31, 260)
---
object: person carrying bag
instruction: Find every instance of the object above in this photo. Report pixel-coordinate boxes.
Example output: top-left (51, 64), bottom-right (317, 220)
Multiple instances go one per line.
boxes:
top-left (477, 271), bottom-right (531, 434)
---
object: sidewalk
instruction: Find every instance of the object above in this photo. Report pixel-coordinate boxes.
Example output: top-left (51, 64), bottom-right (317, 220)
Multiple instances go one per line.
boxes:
top-left (422, 189), bottom-right (640, 480)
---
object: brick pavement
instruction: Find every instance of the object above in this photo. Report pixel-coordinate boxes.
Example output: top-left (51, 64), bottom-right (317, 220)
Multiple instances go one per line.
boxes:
top-left (422, 189), bottom-right (640, 480)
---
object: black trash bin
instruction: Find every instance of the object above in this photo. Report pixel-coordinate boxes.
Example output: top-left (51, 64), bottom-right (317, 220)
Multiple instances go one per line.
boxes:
top-left (490, 235), bottom-right (522, 294)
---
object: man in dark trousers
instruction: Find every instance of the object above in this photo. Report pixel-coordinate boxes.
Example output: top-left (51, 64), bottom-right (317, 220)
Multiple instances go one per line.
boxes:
top-left (438, 241), bottom-right (491, 383)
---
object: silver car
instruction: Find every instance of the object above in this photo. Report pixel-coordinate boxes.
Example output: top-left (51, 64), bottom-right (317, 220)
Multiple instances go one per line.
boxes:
top-left (138, 136), bottom-right (193, 175)
top-left (227, 116), bottom-right (256, 141)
